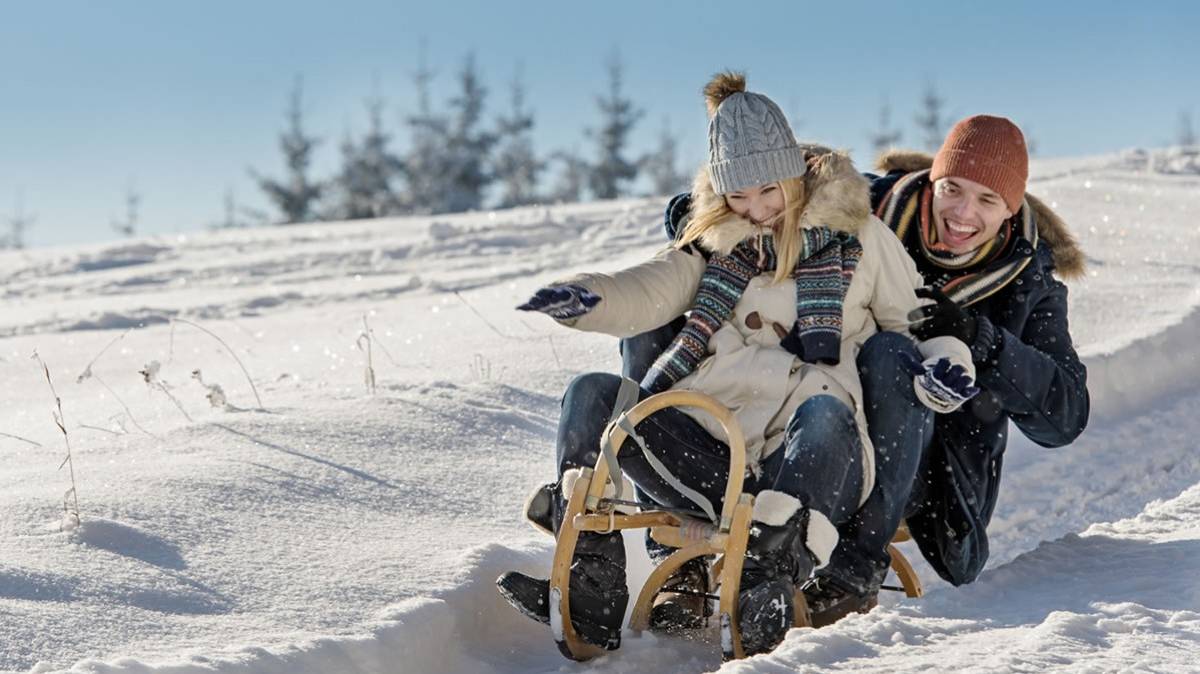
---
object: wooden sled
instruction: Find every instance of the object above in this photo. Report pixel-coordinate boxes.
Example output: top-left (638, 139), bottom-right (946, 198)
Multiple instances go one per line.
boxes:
top-left (544, 389), bottom-right (923, 662)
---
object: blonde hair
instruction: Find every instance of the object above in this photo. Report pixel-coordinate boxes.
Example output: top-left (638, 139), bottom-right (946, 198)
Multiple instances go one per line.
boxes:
top-left (675, 171), bottom-right (810, 284)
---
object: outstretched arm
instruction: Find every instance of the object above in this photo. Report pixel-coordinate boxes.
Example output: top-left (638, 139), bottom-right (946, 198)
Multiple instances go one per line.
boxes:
top-left (529, 246), bottom-right (706, 338)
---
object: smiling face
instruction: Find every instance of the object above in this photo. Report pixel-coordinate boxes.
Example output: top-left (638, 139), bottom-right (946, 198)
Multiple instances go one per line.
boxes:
top-left (725, 182), bottom-right (785, 228)
top-left (931, 176), bottom-right (1014, 254)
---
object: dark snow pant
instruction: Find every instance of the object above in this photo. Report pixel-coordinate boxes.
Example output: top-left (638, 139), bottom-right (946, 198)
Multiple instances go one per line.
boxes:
top-left (620, 325), bottom-right (932, 595)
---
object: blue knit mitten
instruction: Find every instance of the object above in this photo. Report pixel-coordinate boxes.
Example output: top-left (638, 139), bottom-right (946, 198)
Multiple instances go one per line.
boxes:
top-left (900, 352), bottom-right (980, 412)
top-left (516, 284), bottom-right (602, 320)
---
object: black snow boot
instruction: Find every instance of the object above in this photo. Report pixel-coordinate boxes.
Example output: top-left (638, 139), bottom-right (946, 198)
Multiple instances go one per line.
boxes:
top-left (802, 571), bottom-right (881, 628)
top-left (496, 571), bottom-right (550, 624)
top-left (522, 481), bottom-right (562, 536)
top-left (497, 530), bottom-right (628, 650)
top-left (649, 556), bottom-right (712, 632)
top-left (737, 504), bottom-right (818, 656)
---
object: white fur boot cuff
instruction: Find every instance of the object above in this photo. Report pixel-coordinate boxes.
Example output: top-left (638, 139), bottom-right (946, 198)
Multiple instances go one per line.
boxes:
top-left (806, 510), bottom-right (839, 569)
top-left (751, 490), bottom-right (840, 569)
top-left (560, 468), bottom-right (637, 514)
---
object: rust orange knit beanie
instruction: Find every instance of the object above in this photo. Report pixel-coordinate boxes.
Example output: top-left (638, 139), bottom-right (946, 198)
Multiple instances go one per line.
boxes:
top-left (931, 115), bottom-right (1028, 213)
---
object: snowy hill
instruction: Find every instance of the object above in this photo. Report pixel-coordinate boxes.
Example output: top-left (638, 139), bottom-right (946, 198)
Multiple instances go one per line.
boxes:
top-left (1, 151), bottom-right (1198, 673)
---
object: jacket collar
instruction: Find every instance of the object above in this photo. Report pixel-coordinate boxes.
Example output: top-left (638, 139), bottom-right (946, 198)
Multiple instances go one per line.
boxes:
top-left (695, 146), bottom-right (870, 256)
top-left (875, 149), bottom-right (1086, 280)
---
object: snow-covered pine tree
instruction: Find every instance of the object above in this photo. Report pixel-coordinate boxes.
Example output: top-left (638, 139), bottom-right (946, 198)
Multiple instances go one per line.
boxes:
top-left (640, 117), bottom-right (688, 197)
top-left (548, 149), bottom-right (589, 203)
top-left (441, 53), bottom-right (497, 213)
top-left (492, 67), bottom-right (544, 208)
top-left (588, 52), bottom-right (642, 200)
top-left (331, 94), bottom-right (405, 219)
top-left (251, 77), bottom-right (324, 224)
top-left (868, 98), bottom-right (903, 156)
top-left (914, 82), bottom-right (947, 151)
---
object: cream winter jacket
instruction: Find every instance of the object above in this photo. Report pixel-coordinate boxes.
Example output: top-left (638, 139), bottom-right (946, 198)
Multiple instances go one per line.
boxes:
top-left (555, 151), bottom-right (972, 506)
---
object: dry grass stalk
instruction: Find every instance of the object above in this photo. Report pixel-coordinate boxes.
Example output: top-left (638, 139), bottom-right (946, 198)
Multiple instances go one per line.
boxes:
top-left (92, 372), bottom-right (157, 438)
top-left (140, 360), bottom-right (193, 422)
top-left (356, 315), bottom-right (378, 396)
top-left (76, 328), bottom-right (132, 384)
top-left (453, 290), bottom-right (519, 339)
top-left (32, 350), bottom-right (82, 531)
top-left (0, 431), bottom-right (42, 447)
top-left (75, 327), bottom-right (155, 437)
top-left (171, 318), bottom-right (264, 410)
top-left (191, 369), bottom-right (230, 410)
top-left (470, 353), bottom-right (493, 381)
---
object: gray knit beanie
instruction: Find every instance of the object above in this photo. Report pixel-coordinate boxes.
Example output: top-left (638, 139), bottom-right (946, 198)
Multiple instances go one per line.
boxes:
top-left (706, 76), bottom-right (806, 195)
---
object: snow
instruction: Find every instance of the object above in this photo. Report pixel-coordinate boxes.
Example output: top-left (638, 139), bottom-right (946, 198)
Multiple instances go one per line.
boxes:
top-left (2, 151), bottom-right (1199, 673)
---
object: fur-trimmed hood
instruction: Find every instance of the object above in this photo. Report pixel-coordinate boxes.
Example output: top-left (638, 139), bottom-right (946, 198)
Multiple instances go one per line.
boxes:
top-left (875, 149), bottom-right (1086, 279)
top-left (692, 145), bottom-right (871, 256)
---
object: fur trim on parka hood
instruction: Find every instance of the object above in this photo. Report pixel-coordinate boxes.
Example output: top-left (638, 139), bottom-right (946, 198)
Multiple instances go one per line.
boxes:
top-left (875, 149), bottom-right (1086, 279)
top-left (691, 144), bottom-right (872, 256)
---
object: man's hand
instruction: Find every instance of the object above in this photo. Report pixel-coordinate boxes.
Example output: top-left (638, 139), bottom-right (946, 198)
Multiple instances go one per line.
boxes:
top-left (908, 286), bottom-right (977, 344)
top-left (516, 285), bottom-right (602, 319)
top-left (900, 352), bottom-right (980, 413)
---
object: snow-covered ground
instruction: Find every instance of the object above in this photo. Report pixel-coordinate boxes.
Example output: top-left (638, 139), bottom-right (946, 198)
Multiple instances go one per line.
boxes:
top-left (1, 150), bottom-right (1198, 673)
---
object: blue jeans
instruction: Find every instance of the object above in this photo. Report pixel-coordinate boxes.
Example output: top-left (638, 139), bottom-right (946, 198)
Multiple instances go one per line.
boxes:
top-left (620, 326), bottom-right (933, 592)
top-left (558, 372), bottom-right (864, 541)
top-left (818, 331), bottom-right (934, 594)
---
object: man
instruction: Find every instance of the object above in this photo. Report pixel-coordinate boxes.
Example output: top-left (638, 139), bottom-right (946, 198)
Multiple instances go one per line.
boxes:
top-left (639, 114), bottom-right (1090, 627)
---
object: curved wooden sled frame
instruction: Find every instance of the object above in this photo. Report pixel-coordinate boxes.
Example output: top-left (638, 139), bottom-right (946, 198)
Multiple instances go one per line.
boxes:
top-left (546, 390), bottom-right (923, 663)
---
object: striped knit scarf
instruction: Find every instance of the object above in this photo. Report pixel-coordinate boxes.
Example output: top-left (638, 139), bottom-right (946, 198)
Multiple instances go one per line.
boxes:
top-left (875, 169), bottom-right (1037, 307)
top-left (642, 228), bottom-right (862, 394)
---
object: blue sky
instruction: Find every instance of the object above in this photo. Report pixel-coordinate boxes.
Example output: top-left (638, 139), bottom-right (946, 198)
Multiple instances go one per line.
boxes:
top-left (1, 1), bottom-right (1196, 247)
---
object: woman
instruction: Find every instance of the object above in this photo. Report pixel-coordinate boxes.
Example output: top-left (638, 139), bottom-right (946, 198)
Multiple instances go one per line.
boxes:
top-left (498, 72), bottom-right (978, 656)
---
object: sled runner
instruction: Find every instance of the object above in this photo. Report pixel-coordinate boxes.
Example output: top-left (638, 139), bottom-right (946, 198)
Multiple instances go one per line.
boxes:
top-left (544, 389), bottom-right (923, 661)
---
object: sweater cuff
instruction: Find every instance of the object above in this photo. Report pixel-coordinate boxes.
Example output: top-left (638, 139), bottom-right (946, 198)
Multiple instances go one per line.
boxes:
top-left (969, 316), bottom-right (1002, 364)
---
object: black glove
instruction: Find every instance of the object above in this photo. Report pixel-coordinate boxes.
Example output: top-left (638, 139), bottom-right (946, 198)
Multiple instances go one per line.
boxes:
top-left (908, 286), bottom-right (977, 344)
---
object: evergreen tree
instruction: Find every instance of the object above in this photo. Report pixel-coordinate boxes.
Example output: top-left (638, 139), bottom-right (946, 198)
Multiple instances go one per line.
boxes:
top-left (1179, 110), bottom-right (1197, 147)
top-left (111, 184), bottom-right (139, 238)
top-left (401, 46), bottom-right (449, 214)
top-left (251, 77), bottom-right (324, 224)
top-left (588, 52), bottom-right (642, 200)
top-left (868, 97), bottom-right (903, 155)
top-left (4, 191), bottom-right (34, 249)
top-left (441, 52), bottom-right (497, 213)
top-left (492, 67), bottom-right (544, 208)
top-left (548, 149), bottom-right (589, 203)
top-left (332, 95), bottom-right (405, 219)
top-left (914, 82), bottom-right (947, 151)
top-left (640, 117), bottom-right (688, 196)
top-left (211, 187), bottom-right (249, 230)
